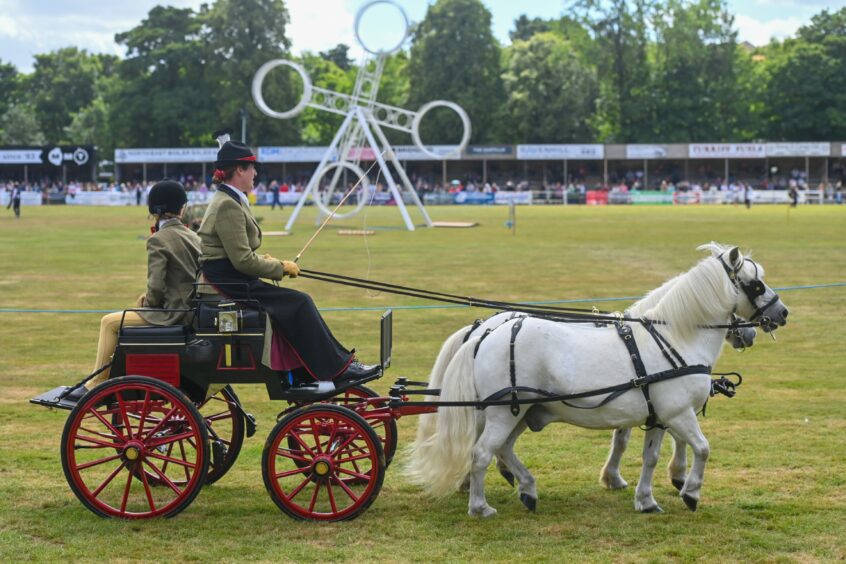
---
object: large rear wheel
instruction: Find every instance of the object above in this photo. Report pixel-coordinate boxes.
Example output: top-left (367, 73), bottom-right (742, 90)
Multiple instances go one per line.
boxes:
top-left (61, 376), bottom-right (209, 519)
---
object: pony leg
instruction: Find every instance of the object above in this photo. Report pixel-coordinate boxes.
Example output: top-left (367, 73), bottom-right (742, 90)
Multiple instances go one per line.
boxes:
top-left (600, 427), bottom-right (632, 490)
top-left (495, 421), bottom-right (538, 511)
top-left (468, 411), bottom-right (519, 518)
top-left (668, 435), bottom-right (688, 491)
top-left (665, 410), bottom-right (710, 512)
top-left (634, 426), bottom-right (666, 513)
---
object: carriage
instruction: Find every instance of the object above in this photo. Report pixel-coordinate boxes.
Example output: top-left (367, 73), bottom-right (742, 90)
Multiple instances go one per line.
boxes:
top-left (31, 244), bottom-right (786, 520)
top-left (31, 287), bottom-right (411, 521)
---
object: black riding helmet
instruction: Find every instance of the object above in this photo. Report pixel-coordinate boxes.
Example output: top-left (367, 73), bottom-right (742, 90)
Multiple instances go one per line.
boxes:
top-left (148, 179), bottom-right (188, 216)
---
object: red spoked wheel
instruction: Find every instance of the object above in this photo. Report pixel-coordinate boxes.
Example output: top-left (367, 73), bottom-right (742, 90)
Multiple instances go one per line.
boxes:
top-left (263, 404), bottom-right (385, 521)
top-left (61, 376), bottom-right (209, 519)
top-left (195, 386), bottom-right (245, 485)
top-left (289, 385), bottom-right (397, 468)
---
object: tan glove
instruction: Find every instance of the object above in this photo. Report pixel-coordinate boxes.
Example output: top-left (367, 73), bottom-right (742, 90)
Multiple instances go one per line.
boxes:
top-left (262, 253), bottom-right (275, 261)
top-left (281, 260), bottom-right (300, 278)
top-left (135, 293), bottom-right (146, 308)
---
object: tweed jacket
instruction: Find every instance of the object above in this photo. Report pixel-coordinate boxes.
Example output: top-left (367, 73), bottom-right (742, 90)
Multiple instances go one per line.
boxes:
top-left (198, 186), bottom-right (284, 280)
top-left (138, 219), bottom-right (202, 326)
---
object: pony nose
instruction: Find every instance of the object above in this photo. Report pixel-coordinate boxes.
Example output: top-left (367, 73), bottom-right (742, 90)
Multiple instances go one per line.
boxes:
top-left (779, 308), bottom-right (789, 325)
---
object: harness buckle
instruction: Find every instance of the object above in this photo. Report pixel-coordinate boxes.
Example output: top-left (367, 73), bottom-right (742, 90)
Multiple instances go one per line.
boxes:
top-left (632, 376), bottom-right (647, 388)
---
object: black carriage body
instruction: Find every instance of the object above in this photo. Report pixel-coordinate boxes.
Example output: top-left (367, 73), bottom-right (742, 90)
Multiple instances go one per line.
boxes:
top-left (110, 299), bottom-right (390, 405)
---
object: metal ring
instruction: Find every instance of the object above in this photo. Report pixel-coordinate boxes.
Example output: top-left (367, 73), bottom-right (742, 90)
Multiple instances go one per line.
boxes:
top-left (251, 59), bottom-right (313, 119)
top-left (354, 0), bottom-right (410, 56)
top-left (411, 100), bottom-right (472, 160)
top-left (310, 161), bottom-right (371, 220)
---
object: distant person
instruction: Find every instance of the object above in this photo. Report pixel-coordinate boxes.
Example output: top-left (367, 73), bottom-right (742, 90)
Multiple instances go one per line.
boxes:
top-left (270, 179), bottom-right (281, 210)
top-left (788, 186), bottom-right (798, 208)
top-left (6, 184), bottom-right (21, 218)
top-left (136, 185), bottom-right (142, 206)
top-left (744, 183), bottom-right (753, 209)
top-left (62, 180), bottom-right (202, 405)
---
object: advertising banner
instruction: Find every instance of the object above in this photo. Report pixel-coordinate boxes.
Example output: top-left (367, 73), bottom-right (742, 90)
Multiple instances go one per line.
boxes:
top-left (631, 191), bottom-right (673, 205)
top-left (516, 144), bottom-right (604, 160)
top-left (465, 145), bottom-right (514, 158)
top-left (0, 191), bottom-right (42, 206)
top-left (115, 148), bottom-right (215, 164)
top-left (393, 145), bottom-right (462, 160)
top-left (454, 192), bottom-right (495, 205)
top-left (585, 190), bottom-right (609, 205)
top-left (626, 145), bottom-right (668, 159)
top-left (494, 191), bottom-right (531, 205)
top-left (688, 144), bottom-right (765, 159)
top-left (257, 146), bottom-right (334, 163)
top-left (1, 145), bottom-right (94, 167)
top-left (0, 149), bottom-right (43, 164)
top-left (765, 142), bottom-right (830, 157)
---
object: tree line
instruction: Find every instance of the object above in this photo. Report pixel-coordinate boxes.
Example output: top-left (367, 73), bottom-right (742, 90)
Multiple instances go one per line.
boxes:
top-left (1, 0), bottom-right (844, 160)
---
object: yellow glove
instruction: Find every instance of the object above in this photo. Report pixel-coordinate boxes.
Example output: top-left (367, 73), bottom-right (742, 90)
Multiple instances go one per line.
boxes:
top-left (281, 260), bottom-right (300, 278)
top-left (262, 253), bottom-right (276, 261)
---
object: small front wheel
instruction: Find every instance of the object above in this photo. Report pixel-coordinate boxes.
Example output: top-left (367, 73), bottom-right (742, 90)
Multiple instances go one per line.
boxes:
top-left (263, 404), bottom-right (385, 521)
top-left (61, 376), bottom-right (209, 519)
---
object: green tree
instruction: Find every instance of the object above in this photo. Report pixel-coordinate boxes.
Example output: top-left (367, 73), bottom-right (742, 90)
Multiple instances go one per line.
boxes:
top-left (649, 0), bottom-right (747, 141)
top-left (111, 6), bottom-right (210, 147)
top-left (510, 15), bottom-right (553, 42)
top-left (572, 0), bottom-right (653, 142)
top-left (320, 44), bottom-right (354, 71)
top-left (0, 60), bottom-right (19, 119)
top-left (202, 0), bottom-right (298, 146)
top-left (1, 104), bottom-right (46, 145)
top-left (408, 0), bottom-right (505, 144)
top-left (763, 7), bottom-right (846, 140)
top-left (27, 48), bottom-right (106, 143)
top-left (502, 33), bottom-right (597, 142)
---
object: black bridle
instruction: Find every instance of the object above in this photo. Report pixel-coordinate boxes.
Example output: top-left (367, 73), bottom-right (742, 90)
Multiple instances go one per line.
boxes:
top-left (717, 254), bottom-right (781, 324)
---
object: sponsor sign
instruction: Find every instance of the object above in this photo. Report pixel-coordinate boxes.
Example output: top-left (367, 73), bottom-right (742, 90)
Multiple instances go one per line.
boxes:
top-left (765, 142), bottom-right (830, 157)
top-left (494, 191), bottom-right (531, 205)
top-left (393, 144), bottom-right (462, 160)
top-left (1, 145), bottom-right (93, 166)
top-left (631, 191), bottom-right (673, 205)
top-left (465, 145), bottom-right (514, 158)
top-left (0, 191), bottom-right (42, 206)
top-left (585, 190), bottom-right (609, 205)
top-left (626, 145), bottom-right (667, 159)
top-left (0, 149), bottom-right (43, 164)
top-left (842, 144), bottom-right (846, 157)
top-left (517, 144), bottom-right (604, 160)
top-left (454, 192), bottom-right (495, 205)
top-left (258, 146), bottom-right (335, 163)
top-left (688, 144), bottom-right (765, 158)
top-left (115, 147), bottom-right (216, 164)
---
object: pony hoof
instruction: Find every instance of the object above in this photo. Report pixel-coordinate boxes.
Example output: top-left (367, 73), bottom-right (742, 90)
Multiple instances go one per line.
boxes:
top-left (469, 506), bottom-right (498, 518)
top-left (682, 494), bottom-right (698, 512)
top-left (671, 478), bottom-right (685, 492)
top-left (520, 493), bottom-right (537, 512)
top-left (499, 469), bottom-right (515, 488)
top-left (605, 477), bottom-right (628, 490)
top-left (641, 505), bottom-right (664, 514)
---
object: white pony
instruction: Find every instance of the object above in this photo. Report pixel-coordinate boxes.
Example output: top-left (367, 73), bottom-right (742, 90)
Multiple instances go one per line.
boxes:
top-left (407, 244), bottom-right (788, 516)
top-left (414, 310), bottom-right (755, 501)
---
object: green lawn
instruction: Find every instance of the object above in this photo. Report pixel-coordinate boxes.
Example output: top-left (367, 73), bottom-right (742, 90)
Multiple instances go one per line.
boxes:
top-left (1, 204), bottom-right (844, 562)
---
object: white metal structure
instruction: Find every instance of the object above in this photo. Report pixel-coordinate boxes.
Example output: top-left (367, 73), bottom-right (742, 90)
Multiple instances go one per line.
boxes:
top-left (252, 0), bottom-right (471, 231)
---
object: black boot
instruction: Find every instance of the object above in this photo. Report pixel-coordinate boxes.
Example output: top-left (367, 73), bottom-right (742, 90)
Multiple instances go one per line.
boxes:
top-left (342, 360), bottom-right (380, 379)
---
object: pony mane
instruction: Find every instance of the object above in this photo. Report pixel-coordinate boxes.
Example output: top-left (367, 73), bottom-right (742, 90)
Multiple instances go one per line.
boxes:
top-left (628, 245), bottom-right (739, 341)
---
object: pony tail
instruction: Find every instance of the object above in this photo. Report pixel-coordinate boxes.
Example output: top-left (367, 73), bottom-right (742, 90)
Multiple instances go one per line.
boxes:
top-left (406, 337), bottom-right (479, 497)
top-left (414, 325), bottom-right (474, 449)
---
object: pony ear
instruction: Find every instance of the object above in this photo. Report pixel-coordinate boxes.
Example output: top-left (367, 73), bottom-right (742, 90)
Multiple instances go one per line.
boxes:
top-left (728, 247), bottom-right (743, 269)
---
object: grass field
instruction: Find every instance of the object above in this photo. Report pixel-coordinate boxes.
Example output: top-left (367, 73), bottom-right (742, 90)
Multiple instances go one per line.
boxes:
top-left (1, 203), bottom-right (844, 562)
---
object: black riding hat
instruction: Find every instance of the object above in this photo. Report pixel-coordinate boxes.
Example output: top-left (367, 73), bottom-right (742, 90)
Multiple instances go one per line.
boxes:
top-left (213, 129), bottom-right (258, 168)
top-left (148, 179), bottom-right (188, 216)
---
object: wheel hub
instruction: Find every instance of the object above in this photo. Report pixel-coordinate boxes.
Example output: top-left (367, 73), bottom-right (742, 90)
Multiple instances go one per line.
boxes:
top-left (311, 456), bottom-right (333, 480)
top-left (122, 441), bottom-right (145, 462)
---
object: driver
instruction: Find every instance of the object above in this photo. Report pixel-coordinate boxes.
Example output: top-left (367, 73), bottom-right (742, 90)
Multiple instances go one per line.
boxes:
top-left (197, 133), bottom-right (378, 381)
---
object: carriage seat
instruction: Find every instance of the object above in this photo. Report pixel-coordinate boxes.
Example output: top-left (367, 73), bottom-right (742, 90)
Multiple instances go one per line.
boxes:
top-left (119, 324), bottom-right (189, 345)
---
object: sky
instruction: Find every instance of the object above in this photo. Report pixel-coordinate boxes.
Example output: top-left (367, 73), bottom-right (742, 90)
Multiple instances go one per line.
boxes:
top-left (0, 0), bottom-right (843, 72)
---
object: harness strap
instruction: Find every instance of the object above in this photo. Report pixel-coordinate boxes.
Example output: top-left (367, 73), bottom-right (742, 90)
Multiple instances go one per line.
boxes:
top-left (474, 328), bottom-right (493, 357)
top-left (463, 319), bottom-right (483, 343)
top-left (643, 321), bottom-right (686, 369)
top-left (615, 321), bottom-right (660, 429)
top-left (508, 317), bottom-right (525, 416)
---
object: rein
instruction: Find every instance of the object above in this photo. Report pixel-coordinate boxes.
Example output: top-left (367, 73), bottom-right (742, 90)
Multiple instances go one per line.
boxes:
top-left (299, 269), bottom-right (760, 330)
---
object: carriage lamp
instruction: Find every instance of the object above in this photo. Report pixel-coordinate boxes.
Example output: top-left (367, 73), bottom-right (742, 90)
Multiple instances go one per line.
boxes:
top-left (218, 311), bottom-right (239, 333)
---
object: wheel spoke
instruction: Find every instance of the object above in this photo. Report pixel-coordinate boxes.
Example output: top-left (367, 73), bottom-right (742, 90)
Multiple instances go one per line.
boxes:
top-left (273, 466), bottom-right (310, 479)
top-left (139, 464), bottom-right (157, 513)
top-left (336, 467), bottom-right (371, 481)
top-left (119, 467), bottom-right (133, 515)
top-left (308, 482), bottom-right (320, 513)
top-left (115, 391), bottom-right (135, 441)
top-left (332, 475), bottom-right (359, 502)
top-left (74, 434), bottom-right (122, 450)
top-left (88, 406), bottom-right (127, 442)
top-left (310, 418), bottom-right (323, 454)
top-left (147, 452), bottom-right (197, 469)
top-left (90, 461), bottom-right (127, 497)
top-left (285, 475), bottom-right (312, 502)
top-left (146, 430), bottom-right (197, 449)
top-left (275, 447), bottom-right (311, 464)
top-left (76, 453), bottom-right (123, 471)
top-left (204, 411), bottom-right (233, 422)
top-left (325, 480), bottom-right (338, 514)
top-left (135, 392), bottom-right (152, 439)
top-left (333, 452), bottom-right (374, 464)
top-left (141, 405), bottom-right (180, 441)
top-left (177, 439), bottom-right (191, 483)
top-left (288, 429), bottom-right (317, 458)
top-left (144, 460), bottom-right (184, 496)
